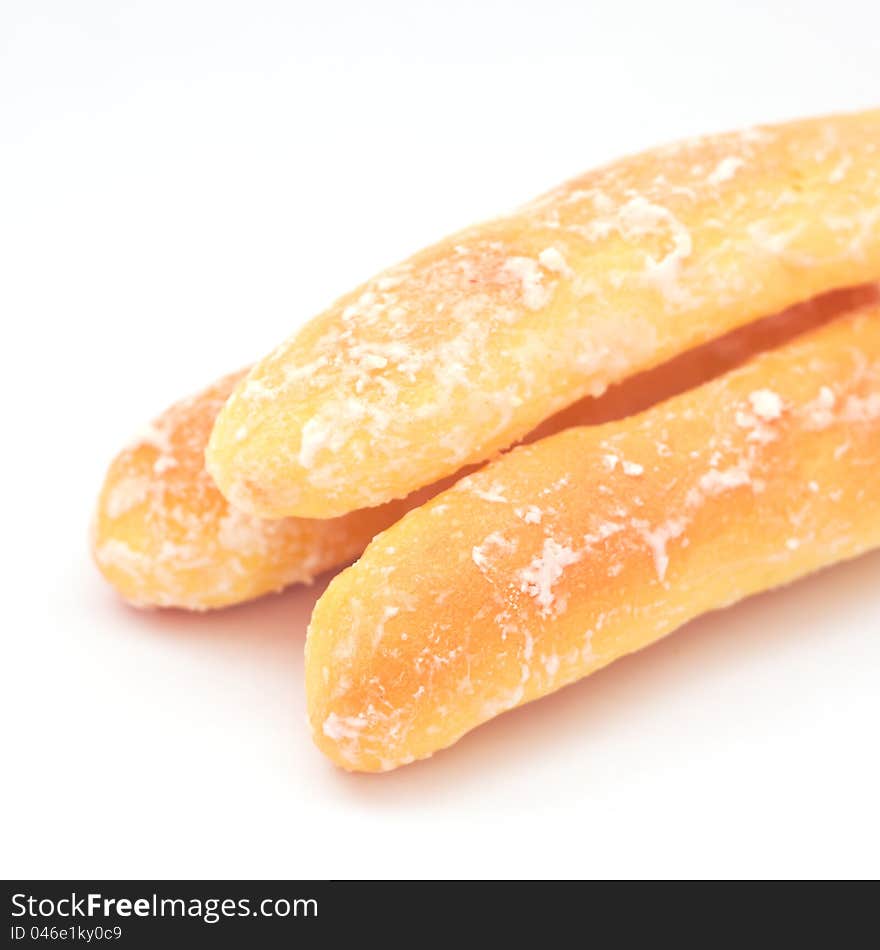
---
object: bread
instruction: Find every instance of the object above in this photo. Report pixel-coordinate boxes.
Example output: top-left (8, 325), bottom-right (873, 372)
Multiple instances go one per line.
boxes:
top-left (93, 287), bottom-right (874, 608)
top-left (91, 371), bottom-right (426, 609)
top-left (305, 303), bottom-right (880, 771)
top-left (207, 109), bottom-right (880, 519)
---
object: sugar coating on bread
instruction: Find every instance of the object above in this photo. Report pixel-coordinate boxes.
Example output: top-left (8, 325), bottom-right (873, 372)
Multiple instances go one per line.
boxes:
top-left (208, 110), bottom-right (880, 519)
top-left (93, 287), bottom-right (875, 609)
top-left (91, 371), bottom-right (420, 609)
top-left (305, 305), bottom-right (880, 771)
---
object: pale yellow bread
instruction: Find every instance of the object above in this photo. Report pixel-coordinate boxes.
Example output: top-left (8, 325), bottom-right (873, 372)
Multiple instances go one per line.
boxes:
top-left (529, 284), bottom-right (879, 435)
top-left (91, 371), bottom-right (427, 609)
top-left (305, 304), bottom-right (880, 771)
top-left (208, 109), bottom-right (880, 519)
top-left (93, 288), bottom-right (874, 609)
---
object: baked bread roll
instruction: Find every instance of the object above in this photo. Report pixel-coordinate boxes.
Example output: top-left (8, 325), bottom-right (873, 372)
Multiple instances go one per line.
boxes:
top-left (305, 302), bottom-right (880, 771)
top-left (93, 288), bottom-right (873, 609)
top-left (207, 109), bottom-right (880, 519)
top-left (91, 371), bottom-right (426, 609)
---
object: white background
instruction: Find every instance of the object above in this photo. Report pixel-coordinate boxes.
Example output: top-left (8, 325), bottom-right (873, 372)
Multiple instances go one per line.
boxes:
top-left (2, 0), bottom-right (879, 879)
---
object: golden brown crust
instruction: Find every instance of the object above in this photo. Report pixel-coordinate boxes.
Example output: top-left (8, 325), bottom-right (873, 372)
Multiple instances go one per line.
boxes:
top-left (208, 110), bottom-right (880, 519)
top-left (305, 303), bottom-right (880, 771)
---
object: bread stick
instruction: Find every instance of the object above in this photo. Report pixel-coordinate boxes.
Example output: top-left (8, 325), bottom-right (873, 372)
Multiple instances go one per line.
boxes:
top-left (91, 371), bottom-right (426, 609)
top-left (93, 288), bottom-right (874, 609)
top-left (305, 303), bottom-right (880, 771)
top-left (208, 109), bottom-right (880, 519)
